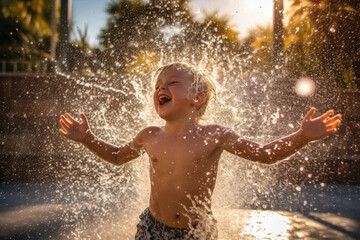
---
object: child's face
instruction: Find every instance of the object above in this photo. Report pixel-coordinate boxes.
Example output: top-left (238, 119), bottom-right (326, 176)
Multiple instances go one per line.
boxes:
top-left (153, 66), bottom-right (196, 121)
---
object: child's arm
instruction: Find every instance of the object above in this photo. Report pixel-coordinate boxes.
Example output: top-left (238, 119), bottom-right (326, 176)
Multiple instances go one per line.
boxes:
top-left (220, 108), bottom-right (341, 164)
top-left (59, 113), bottom-right (143, 166)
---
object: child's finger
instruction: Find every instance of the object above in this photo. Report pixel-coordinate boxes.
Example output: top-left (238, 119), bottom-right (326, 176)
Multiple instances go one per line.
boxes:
top-left (304, 108), bottom-right (316, 120)
top-left (61, 115), bottom-right (72, 127)
top-left (326, 127), bottom-right (337, 135)
top-left (59, 129), bottom-right (67, 136)
top-left (326, 120), bottom-right (340, 130)
top-left (319, 110), bottom-right (334, 121)
top-left (80, 113), bottom-right (88, 125)
top-left (326, 114), bottom-right (342, 124)
top-left (59, 119), bottom-right (69, 130)
top-left (65, 113), bottom-right (76, 123)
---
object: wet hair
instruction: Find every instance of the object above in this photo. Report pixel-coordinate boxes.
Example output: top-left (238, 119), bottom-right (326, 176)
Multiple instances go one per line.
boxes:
top-left (153, 62), bottom-right (216, 121)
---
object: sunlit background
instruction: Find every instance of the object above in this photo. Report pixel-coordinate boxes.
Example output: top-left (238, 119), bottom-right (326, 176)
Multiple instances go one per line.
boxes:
top-left (71, 0), bottom-right (279, 46)
top-left (0, 0), bottom-right (359, 239)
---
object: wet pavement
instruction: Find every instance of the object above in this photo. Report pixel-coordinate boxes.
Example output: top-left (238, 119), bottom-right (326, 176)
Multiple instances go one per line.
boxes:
top-left (216, 209), bottom-right (360, 240)
top-left (0, 183), bottom-right (359, 239)
top-left (1, 204), bottom-right (359, 239)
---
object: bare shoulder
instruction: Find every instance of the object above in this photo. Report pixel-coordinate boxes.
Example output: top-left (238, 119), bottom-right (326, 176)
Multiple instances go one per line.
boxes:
top-left (201, 124), bottom-right (242, 148)
top-left (134, 126), bottom-right (163, 145)
top-left (201, 124), bottom-right (233, 137)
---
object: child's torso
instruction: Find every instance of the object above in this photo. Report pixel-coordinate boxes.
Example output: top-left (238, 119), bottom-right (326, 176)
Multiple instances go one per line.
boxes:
top-left (142, 125), bottom-right (223, 228)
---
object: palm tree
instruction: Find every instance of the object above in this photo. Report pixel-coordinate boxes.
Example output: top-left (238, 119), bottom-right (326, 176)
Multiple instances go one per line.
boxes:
top-left (97, 0), bottom-right (242, 75)
top-left (74, 25), bottom-right (89, 51)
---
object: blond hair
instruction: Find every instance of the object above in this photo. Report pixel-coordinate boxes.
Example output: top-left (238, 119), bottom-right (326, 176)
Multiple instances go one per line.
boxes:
top-left (153, 62), bottom-right (216, 121)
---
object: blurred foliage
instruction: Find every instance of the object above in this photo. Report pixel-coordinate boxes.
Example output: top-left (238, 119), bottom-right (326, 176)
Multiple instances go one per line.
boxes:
top-left (74, 25), bottom-right (90, 51)
top-left (1, 0), bottom-right (359, 89)
top-left (285, 0), bottom-right (360, 89)
top-left (242, 25), bottom-right (273, 72)
top-left (242, 0), bottom-right (360, 89)
top-left (69, 0), bottom-right (243, 76)
top-left (0, 0), bottom-right (55, 61)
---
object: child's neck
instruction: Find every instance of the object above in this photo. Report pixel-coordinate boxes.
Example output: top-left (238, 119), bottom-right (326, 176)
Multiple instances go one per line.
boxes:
top-left (164, 117), bottom-right (199, 136)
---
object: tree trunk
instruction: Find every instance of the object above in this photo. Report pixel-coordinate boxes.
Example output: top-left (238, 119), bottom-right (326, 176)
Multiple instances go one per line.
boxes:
top-left (273, 0), bottom-right (284, 68)
top-left (59, 0), bottom-right (71, 73)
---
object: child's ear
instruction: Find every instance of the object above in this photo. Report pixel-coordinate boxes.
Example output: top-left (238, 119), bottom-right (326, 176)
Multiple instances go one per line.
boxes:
top-left (192, 91), bottom-right (206, 107)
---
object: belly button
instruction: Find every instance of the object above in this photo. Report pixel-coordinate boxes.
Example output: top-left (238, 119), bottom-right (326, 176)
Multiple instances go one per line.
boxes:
top-left (175, 213), bottom-right (180, 219)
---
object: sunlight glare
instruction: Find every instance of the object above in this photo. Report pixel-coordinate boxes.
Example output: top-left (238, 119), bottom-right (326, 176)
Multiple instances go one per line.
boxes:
top-left (190, 0), bottom-right (273, 39)
top-left (242, 210), bottom-right (291, 239)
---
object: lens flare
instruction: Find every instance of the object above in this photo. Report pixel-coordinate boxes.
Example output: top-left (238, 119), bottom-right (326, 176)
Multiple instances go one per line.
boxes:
top-left (295, 77), bottom-right (315, 97)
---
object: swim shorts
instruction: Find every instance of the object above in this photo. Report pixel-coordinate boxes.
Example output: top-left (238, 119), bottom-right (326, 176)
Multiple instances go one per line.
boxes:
top-left (135, 207), bottom-right (214, 240)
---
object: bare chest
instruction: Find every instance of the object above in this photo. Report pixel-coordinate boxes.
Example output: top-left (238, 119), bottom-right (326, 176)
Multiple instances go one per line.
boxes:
top-left (144, 135), bottom-right (220, 174)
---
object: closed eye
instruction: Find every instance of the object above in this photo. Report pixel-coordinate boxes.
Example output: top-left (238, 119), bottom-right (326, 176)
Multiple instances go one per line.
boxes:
top-left (155, 81), bottom-right (178, 90)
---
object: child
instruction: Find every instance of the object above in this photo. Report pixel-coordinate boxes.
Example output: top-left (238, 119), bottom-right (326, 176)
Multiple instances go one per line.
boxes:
top-left (59, 62), bottom-right (341, 239)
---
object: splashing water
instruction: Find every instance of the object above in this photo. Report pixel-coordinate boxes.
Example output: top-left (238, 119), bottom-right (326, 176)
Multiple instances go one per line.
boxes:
top-left (2, 1), bottom-right (359, 240)
top-left (50, 47), bottom-right (348, 239)
top-left (48, 19), bottom-right (352, 240)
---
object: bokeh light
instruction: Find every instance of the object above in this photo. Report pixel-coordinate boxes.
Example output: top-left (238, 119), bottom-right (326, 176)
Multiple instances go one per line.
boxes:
top-left (295, 77), bottom-right (315, 97)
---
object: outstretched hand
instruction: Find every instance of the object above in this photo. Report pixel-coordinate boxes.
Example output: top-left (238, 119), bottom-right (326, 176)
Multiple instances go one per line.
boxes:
top-left (301, 108), bottom-right (341, 142)
top-left (59, 113), bottom-right (91, 143)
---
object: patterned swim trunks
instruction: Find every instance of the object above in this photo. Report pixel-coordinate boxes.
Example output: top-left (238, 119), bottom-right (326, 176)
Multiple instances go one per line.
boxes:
top-left (135, 207), bottom-right (217, 240)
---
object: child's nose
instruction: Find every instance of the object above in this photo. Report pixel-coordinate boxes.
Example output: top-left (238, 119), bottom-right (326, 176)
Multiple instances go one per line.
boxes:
top-left (159, 84), bottom-right (166, 90)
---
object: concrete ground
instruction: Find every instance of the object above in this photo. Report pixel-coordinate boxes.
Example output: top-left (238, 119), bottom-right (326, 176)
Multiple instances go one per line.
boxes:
top-left (1, 204), bottom-right (359, 240)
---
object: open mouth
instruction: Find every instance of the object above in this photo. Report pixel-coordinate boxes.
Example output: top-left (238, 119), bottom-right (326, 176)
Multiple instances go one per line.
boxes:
top-left (159, 95), bottom-right (172, 105)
